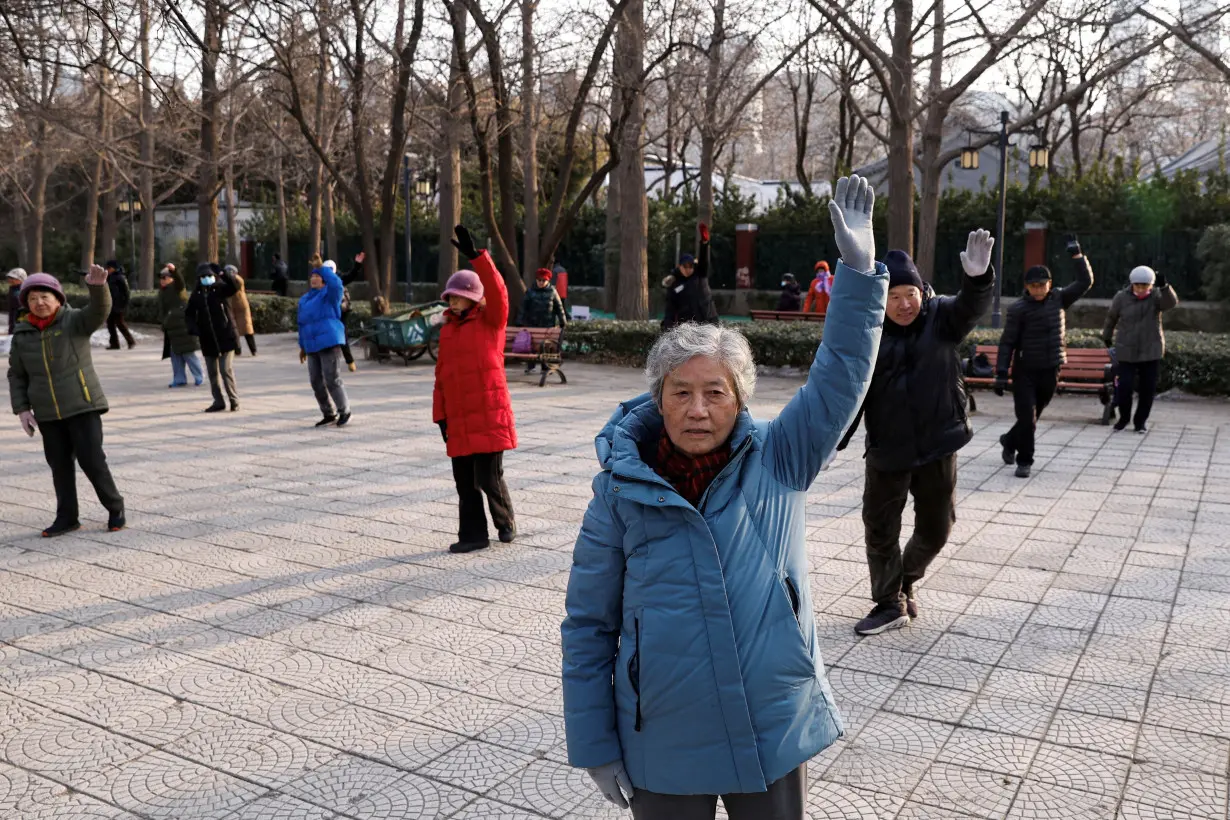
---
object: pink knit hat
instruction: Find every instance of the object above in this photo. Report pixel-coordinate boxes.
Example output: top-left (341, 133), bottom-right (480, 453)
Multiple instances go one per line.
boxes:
top-left (19, 273), bottom-right (66, 307)
top-left (442, 269), bottom-right (483, 302)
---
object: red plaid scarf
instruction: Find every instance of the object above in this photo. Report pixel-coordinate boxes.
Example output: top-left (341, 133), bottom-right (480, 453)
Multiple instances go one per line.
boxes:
top-left (653, 430), bottom-right (731, 507)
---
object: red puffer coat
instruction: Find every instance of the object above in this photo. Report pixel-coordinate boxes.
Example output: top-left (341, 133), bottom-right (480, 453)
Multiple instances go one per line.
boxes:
top-left (433, 251), bottom-right (517, 457)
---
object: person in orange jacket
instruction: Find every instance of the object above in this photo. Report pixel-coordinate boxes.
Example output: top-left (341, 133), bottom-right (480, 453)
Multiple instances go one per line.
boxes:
top-left (803, 261), bottom-right (833, 315)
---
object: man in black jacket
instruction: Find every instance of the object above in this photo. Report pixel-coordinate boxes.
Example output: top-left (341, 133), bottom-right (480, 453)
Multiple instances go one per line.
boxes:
top-left (842, 231), bottom-right (995, 636)
top-left (185, 263), bottom-right (242, 413)
top-left (105, 260), bottom-right (135, 350)
top-left (661, 223), bottom-right (719, 329)
top-left (996, 237), bottom-right (1094, 478)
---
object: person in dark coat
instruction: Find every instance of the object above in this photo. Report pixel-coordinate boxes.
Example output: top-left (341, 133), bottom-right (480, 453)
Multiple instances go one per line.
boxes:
top-left (6, 268), bottom-right (27, 334)
top-left (1102, 265), bottom-right (1178, 433)
top-left (104, 260), bottom-right (135, 350)
top-left (335, 253), bottom-right (365, 371)
top-left (271, 253), bottom-right (290, 297)
top-left (995, 237), bottom-right (1094, 477)
top-left (185, 263), bottom-right (241, 413)
top-left (516, 267), bottom-right (568, 374)
top-left (9, 266), bottom-right (125, 536)
top-left (837, 232), bottom-right (995, 637)
top-left (158, 265), bottom-right (204, 388)
top-left (776, 273), bottom-right (803, 311)
top-left (661, 223), bottom-right (719, 330)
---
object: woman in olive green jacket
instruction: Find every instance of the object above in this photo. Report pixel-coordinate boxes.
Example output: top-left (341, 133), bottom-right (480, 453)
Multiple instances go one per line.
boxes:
top-left (159, 265), bottom-right (204, 387)
top-left (8, 266), bottom-right (125, 536)
top-left (1102, 265), bottom-right (1178, 433)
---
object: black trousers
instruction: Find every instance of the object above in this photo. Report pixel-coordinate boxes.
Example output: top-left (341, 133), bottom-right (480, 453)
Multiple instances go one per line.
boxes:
top-left (40, 411), bottom-right (124, 523)
top-left (241, 334), bottom-right (257, 355)
top-left (631, 766), bottom-right (806, 820)
top-left (863, 454), bottom-right (958, 609)
top-left (451, 452), bottom-right (514, 542)
top-left (1004, 366), bottom-right (1059, 466)
top-left (272, 279), bottom-right (288, 297)
top-left (1116, 359), bottom-right (1160, 429)
top-left (107, 312), bottom-right (135, 348)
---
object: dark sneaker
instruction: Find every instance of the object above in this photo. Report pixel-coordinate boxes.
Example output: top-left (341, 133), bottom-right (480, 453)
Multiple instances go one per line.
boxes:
top-left (1015, 463), bottom-right (1032, 478)
top-left (904, 589), bottom-right (918, 620)
top-left (107, 510), bottom-right (126, 532)
top-left (315, 415), bottom-right (337, 427)
top-left (229, 402), bottom-right (240, 412)
top-left (204, 404), bottom-right (226, 413)
top-left (336, 411), bottom-right (351, 427)
top-left (1113, 418), bottom-right (1128, 431)
top-left (449, 540), bottom-right (490, 554)
top-left (498, 526), bottom-right (516, 544)
top-left (1135, 425), bottom-right (1148, 434)
top-left (999, 435), bottom-right (1014, 465)
top-left (42, 520), bottom-right (81, 538)
top-left (854, 604), bottom-right (910, 636)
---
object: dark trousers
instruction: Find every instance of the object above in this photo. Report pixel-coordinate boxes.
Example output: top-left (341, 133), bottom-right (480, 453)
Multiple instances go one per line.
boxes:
top-left (107, 312), bottom-right (135, 348)
top-left (308, 346), bottom-right (349, 416)
top-left (1116, 359), bottom-right (1160, 429)
top-left (205, 352), bottom-right (239, 406)
top-left (1003, 366), bottom-right (1059, 466)
top-left (241, 334), bottom-right (257, 355)
top-left (631, 766), bottom-right (806, 820)
top-left (451, 452), bottom-right (514, 542)
top-left (272, 279), bottom-right (288, 297)
top-left (863, 454), bottom-right (958, 609)
top-left (40, 411), bottom-right (124, 523)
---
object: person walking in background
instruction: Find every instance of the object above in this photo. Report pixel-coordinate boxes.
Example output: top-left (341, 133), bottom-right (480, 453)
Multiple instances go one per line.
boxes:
top-left (434, 225), bottom-right (517, 554)
top-left (516, 267), bottom-right (568, 374)
top-left (186, 263), bottom-right (241, 413)
top-left (995, 236), bottom-right (1094, 478)
top-left (298, 263), bottom-right (352, 428)
top-left (158, 265), bottom-right (204, 388)
top-left (335, 253), bottom-right (366, 372)
top-left (224, 265), bottom-right (257, 356)
top-left (803, 260), bottom-right (832, 315)
top-left (661, 223), bottom-right (718, 330)
top-left (776, 272), bottom-right (803, 311)
top-left (6, 268), bottom-right (27, 334)
top-left (837, 232), bottom-right (995, 637)
top-left (271, 253), bottom-right (290, 297)
top-left (1102, 265), bottom-right (1178, 433)
top-left (104, 260), bottom-right (135, 350)
top-left (8, 266), bottom-right (125, 536)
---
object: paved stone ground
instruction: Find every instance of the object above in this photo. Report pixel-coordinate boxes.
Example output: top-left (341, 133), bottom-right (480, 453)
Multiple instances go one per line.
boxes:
top-left (0, 330), bottom-right (1228, 820)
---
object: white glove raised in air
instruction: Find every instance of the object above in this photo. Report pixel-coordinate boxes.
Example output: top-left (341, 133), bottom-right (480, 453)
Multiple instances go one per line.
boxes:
top-left (960, 229), bottom-right (995, 278)
top-left (828, 175), bottom-right (876, 274)
top-left (84, 264), bottom-right (108, 286)
top-left (587, 760), bottom-right (634, 808)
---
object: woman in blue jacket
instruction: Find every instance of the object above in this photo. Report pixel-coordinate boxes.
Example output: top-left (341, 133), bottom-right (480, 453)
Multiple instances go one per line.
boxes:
top-left (298, 265), bottom-right (352, 427)
top-left (562, 176), bottom-right (888, 819)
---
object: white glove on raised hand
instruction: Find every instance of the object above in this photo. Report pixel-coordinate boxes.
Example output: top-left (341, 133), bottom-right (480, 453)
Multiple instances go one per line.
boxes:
top-left (587, 760), bottom-right (634, 809)
top-left (85, 264), bottom-right (107, 286)
top-left (18, 411), bottom-right (36, 437)
top-left (960, 229), bottom-right (994, 277)
top-left (828, 175), bottom-right (875, 274)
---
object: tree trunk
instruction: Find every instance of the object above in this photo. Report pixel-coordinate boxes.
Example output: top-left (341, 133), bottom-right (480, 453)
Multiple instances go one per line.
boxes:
top-left (29, 125), bottom-right (48, 273)
top-left (100, 171), bottom-right (117, 263)
top-left (614, 0), bottom-right (647, 319)
top-left (324, 181), bottom-right (338, 261)
top-left (885, 0), bottom-right (915, 257)
top-left (12, 196), bottom-right (29, 268)
top-left (137, 0), bottom-right (156, 287)
top-left (274, 138), bottom-right (289, 261)
top-left (438, 14), bottom-right (464, 286)
top-left (698, 0), bottom-right (724, 228)
top-left (224, 162), bottom-right (239, 267)
top-left (198, 0), bottom-right (222, 264)
top-left (913, 0), bottom-right (945, 280)
top-left (308, 5), bottom-right (328, 258)
top-left (521, 0), bottom-right (540, 280)
top-left (81, 60), bottom-right (107, 272)
top-left (604, 89), bottom-right (622, 314)
top-left (1068, 98), bottom-right (1083, 179)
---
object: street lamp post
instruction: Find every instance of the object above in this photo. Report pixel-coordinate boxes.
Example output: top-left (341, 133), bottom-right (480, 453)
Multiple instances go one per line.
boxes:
top-left (403, 153), bottom-right (418, 303)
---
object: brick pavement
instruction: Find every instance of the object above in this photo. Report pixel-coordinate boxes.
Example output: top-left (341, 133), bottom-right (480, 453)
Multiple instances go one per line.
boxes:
top-left (0, 331), bottom-right (1227, 819)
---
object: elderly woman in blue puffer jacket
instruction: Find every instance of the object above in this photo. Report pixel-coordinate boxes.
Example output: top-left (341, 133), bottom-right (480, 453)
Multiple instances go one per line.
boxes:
top-left (562, 176), bottom-right (888, 820)
top-left (298, 264), bottom-right (352, 428)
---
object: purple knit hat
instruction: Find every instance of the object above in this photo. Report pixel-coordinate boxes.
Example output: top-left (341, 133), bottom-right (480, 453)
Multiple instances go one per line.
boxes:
top-left (19, 273), bottom-right (66, 307)
top-left (442, 269), bottom-right (483, 302)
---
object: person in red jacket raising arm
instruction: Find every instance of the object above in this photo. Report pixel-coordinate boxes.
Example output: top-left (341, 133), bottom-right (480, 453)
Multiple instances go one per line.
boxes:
top-left (433, 225), bottom-right (518, 554)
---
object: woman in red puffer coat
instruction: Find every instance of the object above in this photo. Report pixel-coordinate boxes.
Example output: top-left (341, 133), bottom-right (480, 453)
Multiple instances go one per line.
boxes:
top-left (433, 225), bottom-right (517, 554)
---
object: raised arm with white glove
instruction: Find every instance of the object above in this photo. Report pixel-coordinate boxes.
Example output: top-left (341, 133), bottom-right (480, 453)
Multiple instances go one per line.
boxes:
top-left (960, 229), bottom-right (994, 277)
top-left (827, 175), bottom-right (876, 274)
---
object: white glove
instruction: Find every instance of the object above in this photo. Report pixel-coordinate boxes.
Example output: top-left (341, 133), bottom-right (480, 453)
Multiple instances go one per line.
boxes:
top-left (85, 264), bottom-right (107, 286)
top-left (19, 410), bottom-right (36, 437)
top-left (587, 760), bottom-right (634, 809)
top-left (960, 229), bottom-right (994, 278)
top-left (828, 175), bottom-right (875, 274)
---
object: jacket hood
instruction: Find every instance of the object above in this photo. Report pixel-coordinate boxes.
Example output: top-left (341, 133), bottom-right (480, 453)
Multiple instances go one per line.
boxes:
top-left (594, 391), bottom-right (756, 476)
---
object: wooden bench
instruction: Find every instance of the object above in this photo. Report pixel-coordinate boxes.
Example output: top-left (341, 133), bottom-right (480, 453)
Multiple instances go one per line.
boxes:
top-left (965, 345), bottom-right (1115, 423)
top-left (750, 310), bottom-right (825, 322)
top-left (504, 326), bottom-right (566, 387)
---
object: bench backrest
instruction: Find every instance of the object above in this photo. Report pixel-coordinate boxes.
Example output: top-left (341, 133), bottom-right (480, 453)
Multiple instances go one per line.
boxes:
top-left (750, 310), bottom-right (824, 322)
top-left (504, 326), bottom-right (562, 350)
top-left (973, 344), bottom-right (1110, 379)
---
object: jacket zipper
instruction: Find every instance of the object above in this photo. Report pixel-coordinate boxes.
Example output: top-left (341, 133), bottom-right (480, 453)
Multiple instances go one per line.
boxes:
top-left (629, 615), bottom-right (642, 731)
top-left (78, 370), bottom-right (91, 403)
top-left (40, 332), bottom-right (62, 420)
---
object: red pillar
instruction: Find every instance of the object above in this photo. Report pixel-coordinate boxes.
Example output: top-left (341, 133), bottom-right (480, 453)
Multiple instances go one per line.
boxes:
top-left (735, 223), bottom-right (757, 289)
top-left (1023, 221), bottom-right (1047, 271)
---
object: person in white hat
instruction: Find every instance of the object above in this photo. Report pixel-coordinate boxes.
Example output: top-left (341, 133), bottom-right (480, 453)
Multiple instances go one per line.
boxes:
top-left (1101, 265), bottom-right (1178, 433)
top-left (6, 268), bottom-right (28, 334)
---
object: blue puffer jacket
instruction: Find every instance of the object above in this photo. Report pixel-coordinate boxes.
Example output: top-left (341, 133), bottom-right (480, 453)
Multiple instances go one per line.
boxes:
top-left (297, 269), bottom-right (347, 353)
top-left (561, 261), bottom-right (888, 796)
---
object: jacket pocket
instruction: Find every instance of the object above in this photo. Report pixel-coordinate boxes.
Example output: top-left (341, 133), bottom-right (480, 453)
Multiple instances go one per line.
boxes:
top-left (78, 370), bottom-right (92, 403)
top-left (784, 576), bottom-right (801, 623)
top-left (628, 614), bottom-right (642, 731)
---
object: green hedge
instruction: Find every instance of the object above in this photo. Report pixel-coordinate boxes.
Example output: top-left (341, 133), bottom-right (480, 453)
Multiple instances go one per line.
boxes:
top-left (562, 320), bottom-right (1230, 396)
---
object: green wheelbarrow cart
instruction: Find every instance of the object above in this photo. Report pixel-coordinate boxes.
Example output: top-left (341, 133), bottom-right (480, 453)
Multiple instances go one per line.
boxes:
top-left (358, 301), bottom-right (447, 364)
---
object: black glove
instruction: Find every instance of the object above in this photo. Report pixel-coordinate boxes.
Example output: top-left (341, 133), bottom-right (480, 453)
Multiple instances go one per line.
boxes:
top-left (1103, 338), bottom-right (1112, 349)
top-left (1065, 234), bottom-right (1082, 258)
top-left (437, 420), bottom-right (448, 443)
top-left (993, 375), bottom-right (1008, 397)
top-left (451, 225), bottom-right (479, 261)
top-left (1155, 271), bottom-right (1168, 289)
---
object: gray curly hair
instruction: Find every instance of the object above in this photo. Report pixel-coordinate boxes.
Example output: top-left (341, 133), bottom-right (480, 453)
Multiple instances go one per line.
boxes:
top-left (646, 322), bottom-right (757, 407)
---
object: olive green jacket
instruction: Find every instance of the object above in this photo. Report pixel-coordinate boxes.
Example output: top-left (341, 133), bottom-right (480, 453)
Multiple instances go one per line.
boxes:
top-left (8, 284), bottom-right (111, 422)
top-left (1102, 284), bottom-right (1179, 363)
top-left (159, 272), bottom-right (200, 356)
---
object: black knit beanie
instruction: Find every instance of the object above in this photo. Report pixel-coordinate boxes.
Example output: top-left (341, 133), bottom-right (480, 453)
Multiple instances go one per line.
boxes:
top-left (885, 250), bottom-right (923, 290)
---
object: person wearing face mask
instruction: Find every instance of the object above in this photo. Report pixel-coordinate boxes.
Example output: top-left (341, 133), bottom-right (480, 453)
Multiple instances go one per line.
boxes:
top-left (1101, 265), bottom-right (1178, 433)
top-left (776, 273), bottom-right (803, 311)
top-left (802, 261), bottom-right (832, 315)
top-left (8, 266), bottom-right (125, 536)
top-left (995, 237), bottom-right (1094, 477)
top-left (834, 232), bottom-right (995, 636)
top-left (433, 225), bottom-right (517, 554)
top-left (185, 263), bottom-right (242, 413)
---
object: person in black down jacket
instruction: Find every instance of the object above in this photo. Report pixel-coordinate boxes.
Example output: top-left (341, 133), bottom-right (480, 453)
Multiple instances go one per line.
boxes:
top-left (776, 273), bottom-right (803, 311)
top-left (837, 232), bottom-right (995, 637)
top-left (104, 260), bottom-right (135, 349)
top-left (185, 263), bottom-right (242, 413)
top-left (661, 223), bottom-right (718, 329)
top-left (996, 236), bottom-right (1094, 477)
